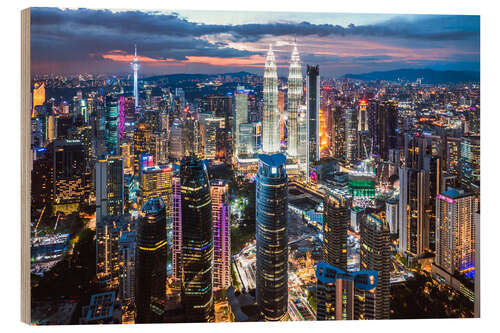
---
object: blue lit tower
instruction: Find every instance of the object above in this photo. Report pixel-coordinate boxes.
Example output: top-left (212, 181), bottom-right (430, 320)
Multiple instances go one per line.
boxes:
top-left (180, 156), bottom-right (214, 322)
top-left (131, 44), bottom-right (140, 108)
top-left (256, 153), bottom-right (288, 321)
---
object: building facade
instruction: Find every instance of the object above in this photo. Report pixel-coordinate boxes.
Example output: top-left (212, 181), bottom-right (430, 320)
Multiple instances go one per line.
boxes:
top-left (287, 43), bottom-right (302, 157)
top-left (262, 45), bottom-right (280, 154)
top-left (210, 179), bottom-right (231, 290)
top-left (180, 157), bottom-right (215, 322)
top-left (256, 153), bottom-right (288, 321)
top-left (135, 198), bottom-right (167, 323)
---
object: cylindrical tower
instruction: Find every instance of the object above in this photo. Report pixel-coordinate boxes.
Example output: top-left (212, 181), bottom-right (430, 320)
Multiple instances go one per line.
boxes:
top-left (255, 153), bottom-right (288, 321)
top-left (135, 197), bottom-right (167, 323)
top-left (180, 156), bottom-right (214, 322)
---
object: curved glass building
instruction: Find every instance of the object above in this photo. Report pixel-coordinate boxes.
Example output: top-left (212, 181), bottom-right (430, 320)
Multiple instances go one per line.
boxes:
top-left (180, 156), bottom-right (214, 322)
top-left (135, 197), bottom-right (167, 323)
top-left (256, 153), bottom-right (288, 321)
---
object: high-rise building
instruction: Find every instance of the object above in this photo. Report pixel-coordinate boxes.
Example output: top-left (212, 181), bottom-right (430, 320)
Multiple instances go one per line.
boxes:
top-left (306, 65), bottom-right (320, 178)
top-left (239, 123), bottom-right (258, 155)
top-left (358, 99), bottom-right (369, 132)
top-left (96, 216), bottom-right (120, 288)
top-left (119, 231), bottom-right (136, 304)
top-left (435, 188), bottom-right (478, 277)
top-left (131, 45), bottom-right (140, 108)
top-left (234, 86), bottom-right (249, 156)
top-left (398, 167), bottom-right (429, 257)
top-left (297, 105), bottom-right (308, 173)
top-left (385, 197), bottom-right (399, 234)
top-left (460, 136), bottom-right (480, 192)
top-left (169, 120), bottom-right (184, 161)
top-left (210, 179), bottom-right (231, 290)
top-left (140, 165), bottom-right (173, 226)
top-left (316, 262), bottom-right (378, 320)
top-left (52, 139), bottom-right (91, 206)
top-left (180, 157), bottom-right (214, 322)
top-left (287, 43), bottom-right (302, 157)
top-left (105, 95), bottom-right (119, 155)
top-left (96, 156), bottom-right (124, 224)
top-left (376, 100), bottom-right (398, 160)
top-left (172, 175), bottom-right (183, 281)
top-left (256, 153), bottom-right (288, 321)
top-left (323, 193), bottom-right (349, 271)
top-left (360, 213), bottom-right (391, 320)
top-left (135, 198), bottom-right (167, 323)
top-left (32, 82), bottom-right (45, 118)
top-left (262, 45), bottom-right (280, 153)
top-left (332, 106), bottom-right (345, 160)
top-left (202, 117), bottom-right (225, 160)
top-left (345, 108), bottom-right (358, 164)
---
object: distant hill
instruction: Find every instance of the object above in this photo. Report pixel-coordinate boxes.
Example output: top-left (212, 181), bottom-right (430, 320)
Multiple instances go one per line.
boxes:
top-left (143, 71), bottom-right (256, 81)
top-left (342, 68), bottom-right (479, 84)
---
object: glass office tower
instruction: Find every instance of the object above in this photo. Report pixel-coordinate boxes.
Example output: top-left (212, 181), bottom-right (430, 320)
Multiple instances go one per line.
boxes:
top-left (180, 156), bottom-right (215, 322)
top-left (256, 153), bottom-right (288, 321)
top-left (135, 197), bottom-right (167, 323)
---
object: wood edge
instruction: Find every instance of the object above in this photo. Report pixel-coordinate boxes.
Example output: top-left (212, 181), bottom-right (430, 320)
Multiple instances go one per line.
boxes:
top-left (21, 7), bottom-right (31, 325)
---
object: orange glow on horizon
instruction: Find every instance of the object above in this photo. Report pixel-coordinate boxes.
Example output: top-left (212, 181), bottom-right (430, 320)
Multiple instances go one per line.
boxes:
top-left (100, 50), bottom-right (265, 68)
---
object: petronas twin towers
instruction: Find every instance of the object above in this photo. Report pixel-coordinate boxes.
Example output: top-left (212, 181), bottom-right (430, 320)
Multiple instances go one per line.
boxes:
top-left (262, 43), bottom-right (303, 156)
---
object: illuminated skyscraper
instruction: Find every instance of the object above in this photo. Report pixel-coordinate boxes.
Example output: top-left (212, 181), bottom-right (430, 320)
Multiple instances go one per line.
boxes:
top-left (119, 231), bottom-right (136, 304)
top-left (140, 165), bottom-right (173, 225)
top-left (96, 156), bottom-right (124, 225)
top-left (262, 45), bottom-right (280, 153)
top-left (316, 262), bottom-right (378, 320)
top-left (202, 117), bottom-right (225, 160)
top-left (172, 175), bottom-right (182, 281)
top-left (169, 120), bottom-right (184, 161)
top-left (460, 135), bottom-right (480, 192)
top-left (287, 43), bottom-right (302, 157)
top-left (345, 108), bottom-right (358, 164)
top-left (234, 86), bottom-right (249, 155)
top-left (105, 95), bottom-right (119, 155)
top-left (210, 179), bottom-right (231, 290)
top-left (398, 167), bottom-right (429, 257)
top-left (131, 45), bottom-right (139, 108)
top-left (180, 157), bottom-right (214, 322)
top-left (323, 193), bottom-right (349, 271)
top-left (297, 105), bottom-right (308, 172)
top-left (135, 197), bottom-right (167, 323)
top-left (360, 213), bottom-right (391, 320)
top-left (32, 82), bottom-right (45, 118)
top-left (96, 216), bottom-right (120, 288)
top-left (306, 65), bottom-right (320, 179)
top-left (435, 188), bottom-right (478, 277)
top-left (256, 153), bottom-right (288, 321)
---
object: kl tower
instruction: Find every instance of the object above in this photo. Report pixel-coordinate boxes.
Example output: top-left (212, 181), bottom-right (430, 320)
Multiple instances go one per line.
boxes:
top-left (131, 44), bottom-right (140, 108)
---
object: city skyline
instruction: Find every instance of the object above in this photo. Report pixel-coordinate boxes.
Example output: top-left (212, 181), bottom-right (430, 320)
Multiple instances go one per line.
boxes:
top-left (31, 8), bottom-right (479, 76)
top-left (26, 7), bottom-right (480, 325)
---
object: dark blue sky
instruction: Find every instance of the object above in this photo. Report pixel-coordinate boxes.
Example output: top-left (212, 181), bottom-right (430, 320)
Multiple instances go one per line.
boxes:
top-left (30, 8), bottom-right (480, 77)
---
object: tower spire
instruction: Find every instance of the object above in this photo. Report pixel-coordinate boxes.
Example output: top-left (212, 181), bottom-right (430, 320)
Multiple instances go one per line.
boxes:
top-left (134, 44), bottom-right (137, 58)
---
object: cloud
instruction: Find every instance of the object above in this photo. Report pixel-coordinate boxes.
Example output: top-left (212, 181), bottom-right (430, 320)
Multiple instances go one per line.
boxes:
top-left (30, 8), bottom-right (480, 76)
